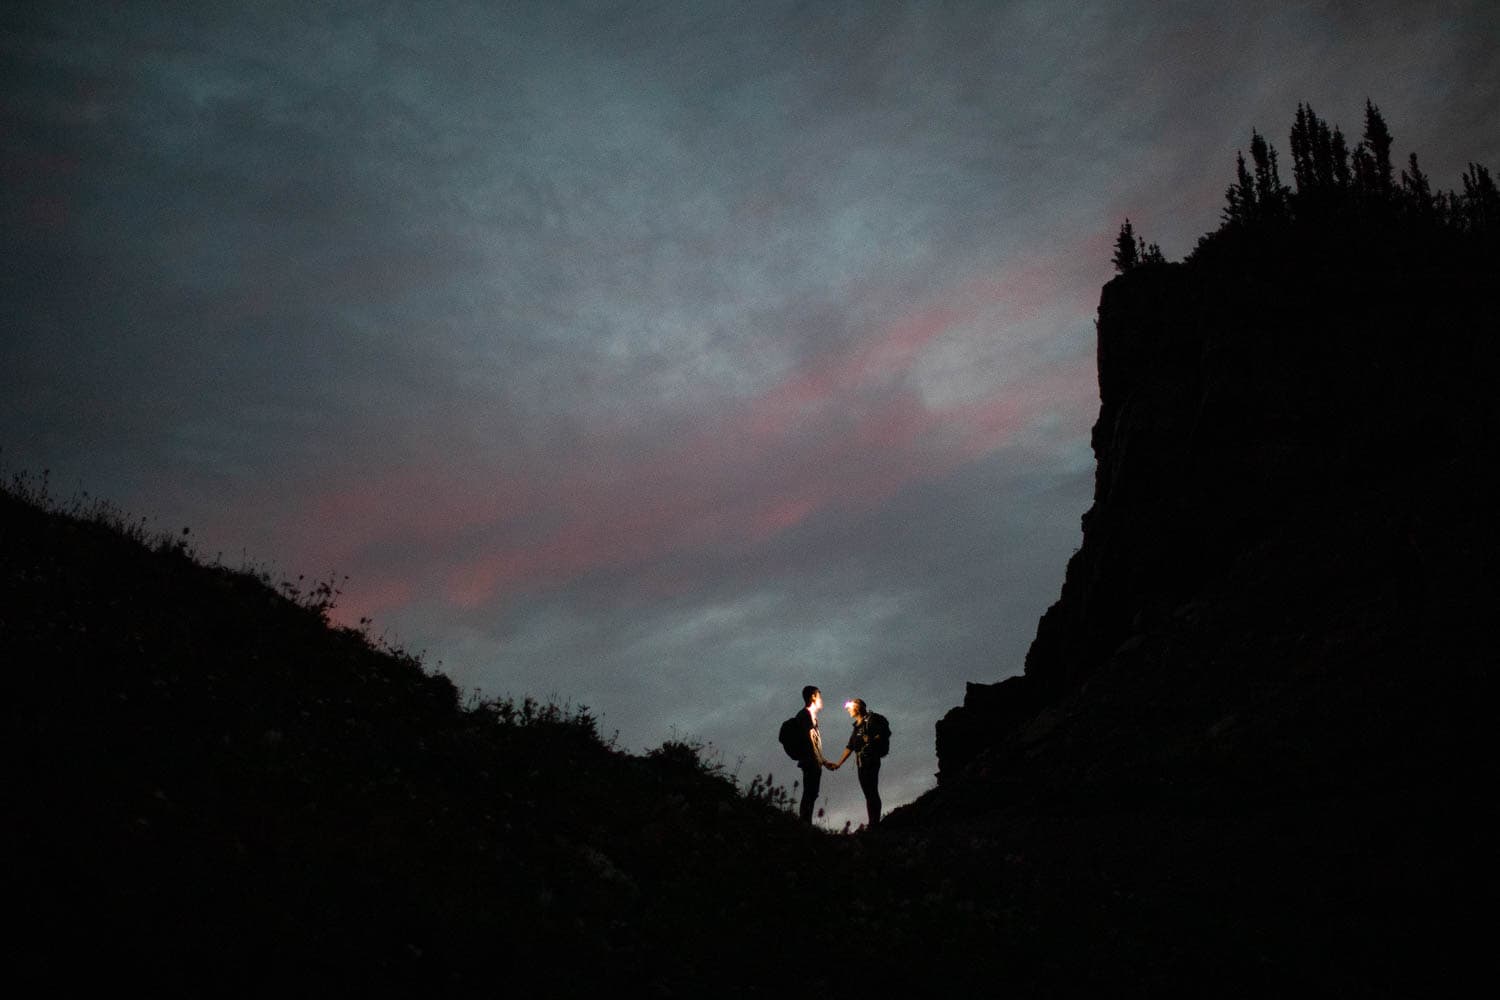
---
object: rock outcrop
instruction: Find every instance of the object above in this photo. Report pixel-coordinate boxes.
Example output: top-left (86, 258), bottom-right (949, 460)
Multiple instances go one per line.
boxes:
top-left (936, 218), bottom-right (1498, 803)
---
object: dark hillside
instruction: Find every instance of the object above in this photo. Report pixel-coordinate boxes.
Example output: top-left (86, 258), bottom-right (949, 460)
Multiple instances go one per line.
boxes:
top-left (0, 485), bottom-right (848, 994)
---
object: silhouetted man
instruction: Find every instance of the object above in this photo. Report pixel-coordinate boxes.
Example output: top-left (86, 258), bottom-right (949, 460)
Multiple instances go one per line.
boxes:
top-left (828, 697), bottom-right (888, 829)
top-left (793, 685), bottom-right (827, 823)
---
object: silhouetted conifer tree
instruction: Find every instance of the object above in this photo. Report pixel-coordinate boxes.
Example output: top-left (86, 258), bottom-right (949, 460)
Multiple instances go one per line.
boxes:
top-left (1362, 99), bottom-right (1395, 194)
top-left (1141, 241), bottom-right (1166, 265)
top-left (1352, 143), bottom-right (1377, 195)
top-left (1250, 130), bottom-right (1288, 217)
top-left (1291, 104), bottom-right (1314, 193)
top-left (1461, 163), bottom-right (1499, 232)
top-left (1223, 151), bottom-right (1256, 225)
top-left (1400, 152), bottom-right (1433, 217)
top-left (1330, 126), bottom-right (1352, 189)
top-left (1113, 219), bottom-right (1140, 272)
top-left (1315, 108), bottom-right (1343, 190)
top-left (1290, 104), bottom-right (1348, 201)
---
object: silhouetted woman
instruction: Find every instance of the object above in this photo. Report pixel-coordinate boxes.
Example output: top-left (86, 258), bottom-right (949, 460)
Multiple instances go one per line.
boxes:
top-left (828, 698), bottom-right (888, 828)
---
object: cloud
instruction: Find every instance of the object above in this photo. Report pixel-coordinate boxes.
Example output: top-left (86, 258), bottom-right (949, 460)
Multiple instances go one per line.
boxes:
top-left (271, 256), bottom-right (1095, 626)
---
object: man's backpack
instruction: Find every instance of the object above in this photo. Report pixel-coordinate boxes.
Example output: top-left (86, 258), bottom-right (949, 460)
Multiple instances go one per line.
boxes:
top-left (867, 712), bottom-right (891, 758)
top-left (778, 714), bottom-right (809, 762)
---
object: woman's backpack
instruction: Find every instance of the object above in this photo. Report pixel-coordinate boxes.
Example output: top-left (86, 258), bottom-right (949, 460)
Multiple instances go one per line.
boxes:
top-left (867, 712), bottom-right (891, 757)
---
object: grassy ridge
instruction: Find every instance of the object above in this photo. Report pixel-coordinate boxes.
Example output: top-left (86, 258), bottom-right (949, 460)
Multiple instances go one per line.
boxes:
top-left (2, 476), bottom-right (848, 993)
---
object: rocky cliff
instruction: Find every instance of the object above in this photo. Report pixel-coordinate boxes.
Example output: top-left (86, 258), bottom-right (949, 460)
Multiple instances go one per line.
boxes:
top-left (911, 217), bottom-right (1499, 988)
top-left (935, 216), bottom-right (1498, 806)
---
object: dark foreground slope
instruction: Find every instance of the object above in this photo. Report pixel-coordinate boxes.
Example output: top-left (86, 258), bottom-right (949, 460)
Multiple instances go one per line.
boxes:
top-left (0, 489), bottom-right (843, 995)
top-left (928, 214), bottom-right (1498, 987)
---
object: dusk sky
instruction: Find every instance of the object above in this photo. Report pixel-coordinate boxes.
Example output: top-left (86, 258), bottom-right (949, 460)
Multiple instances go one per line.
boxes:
top-left (5, 1), bottom-right (1497, 830)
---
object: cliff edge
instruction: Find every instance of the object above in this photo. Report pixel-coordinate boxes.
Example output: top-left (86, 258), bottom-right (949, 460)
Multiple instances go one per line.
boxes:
top-left (935, 216), bottom-right (1497, 805)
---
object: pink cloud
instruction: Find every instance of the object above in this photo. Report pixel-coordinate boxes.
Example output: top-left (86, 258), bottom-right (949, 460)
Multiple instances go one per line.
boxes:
top-left (289, 261), bottom-right (1097, 617)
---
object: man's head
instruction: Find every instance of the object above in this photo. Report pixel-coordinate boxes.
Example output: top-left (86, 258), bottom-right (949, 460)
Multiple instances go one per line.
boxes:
top-left (802, 685), bottom-right (822, 709)
top-left (845, 697), bottom-right (866, 719)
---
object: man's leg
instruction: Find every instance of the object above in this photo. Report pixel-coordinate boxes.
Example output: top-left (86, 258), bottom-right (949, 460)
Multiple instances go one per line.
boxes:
top-left (857, 760), bottom-right (881, 827)
top-left (799, 762), bottom-right (821, 823)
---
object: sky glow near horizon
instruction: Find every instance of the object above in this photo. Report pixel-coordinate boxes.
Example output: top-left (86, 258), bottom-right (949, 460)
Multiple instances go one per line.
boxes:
top-left (4, 1), bottom-right (1498, 830)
